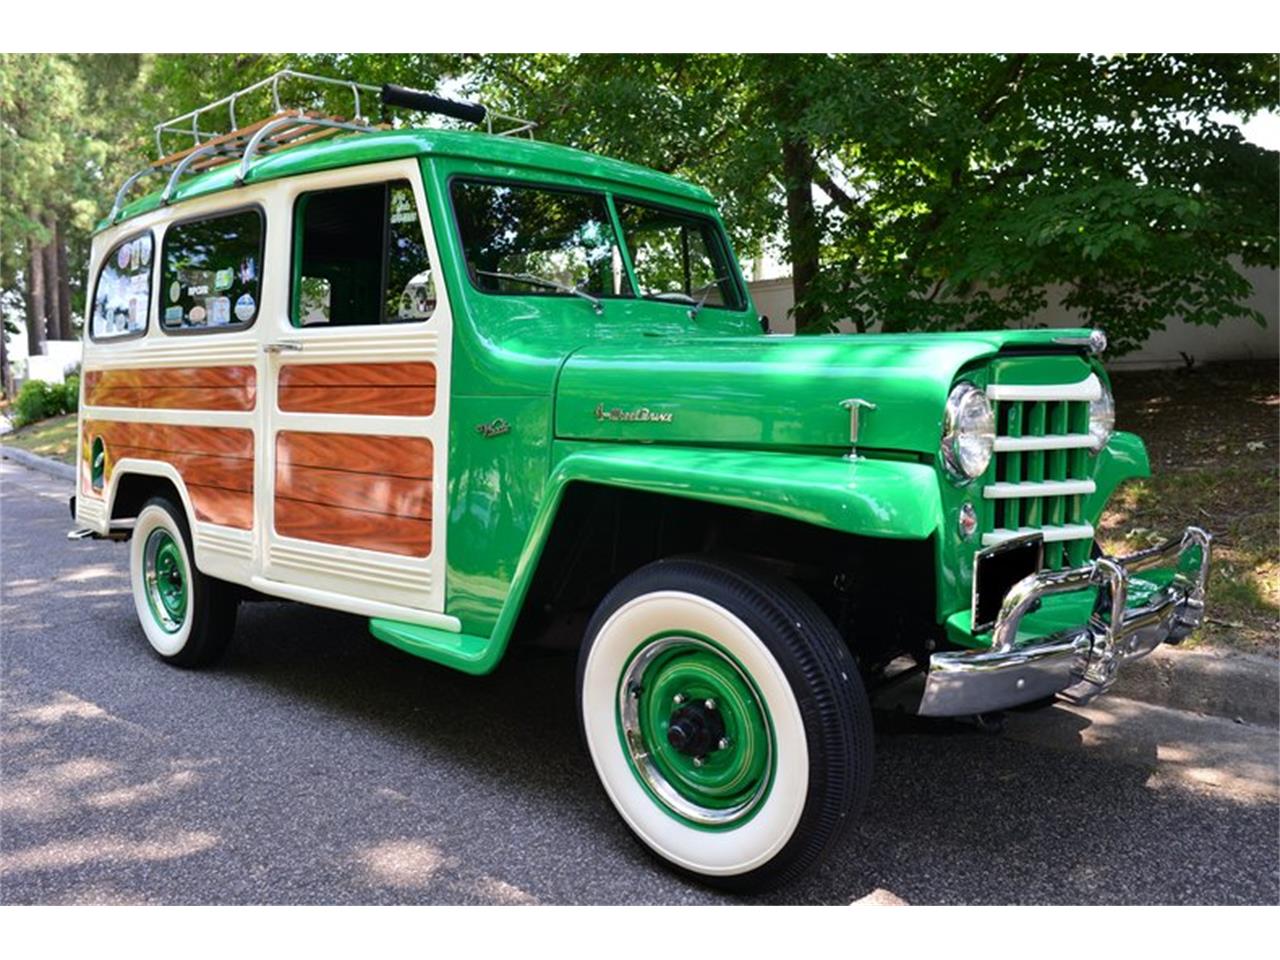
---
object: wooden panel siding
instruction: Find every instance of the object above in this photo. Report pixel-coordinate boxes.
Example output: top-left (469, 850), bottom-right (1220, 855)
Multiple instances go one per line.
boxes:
top-left (84, 419), bottom-right (255, 530)
top-left (277, 362), bottom-right (436, 416)
top-left (274, 431), bottom-right (433, 557)
top-left (84, 366), bottom-right (256, 411)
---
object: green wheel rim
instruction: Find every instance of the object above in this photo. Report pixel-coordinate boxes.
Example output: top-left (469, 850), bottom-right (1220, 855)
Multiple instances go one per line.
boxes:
top-left (617, 634), bottom-right (774, 829)
top-left (143, 527), bottom-right (188, 633)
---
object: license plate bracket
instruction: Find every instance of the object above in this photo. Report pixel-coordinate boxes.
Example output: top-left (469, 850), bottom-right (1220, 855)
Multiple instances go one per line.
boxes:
top-left (972, 533), bottom-right (1045, 634)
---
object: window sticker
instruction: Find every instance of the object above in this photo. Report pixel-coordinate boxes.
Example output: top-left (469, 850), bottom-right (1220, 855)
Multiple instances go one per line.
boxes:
top-left (209, 296), bottom-right (231, 326)
top-left (161, 209), bottom-right (263, 331)
top-left (92, 232), bottom-right (153, 340)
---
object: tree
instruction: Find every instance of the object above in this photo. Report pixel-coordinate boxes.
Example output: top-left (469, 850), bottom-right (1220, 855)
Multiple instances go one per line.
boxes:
top-left (471, 53), bottom-right (1278, 350)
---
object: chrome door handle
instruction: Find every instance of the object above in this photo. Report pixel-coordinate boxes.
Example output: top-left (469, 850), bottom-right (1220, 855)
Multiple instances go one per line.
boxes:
top-left (263, 341), bottom-right (304, 354)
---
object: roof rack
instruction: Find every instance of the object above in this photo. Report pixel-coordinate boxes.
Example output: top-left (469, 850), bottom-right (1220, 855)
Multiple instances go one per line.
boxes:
top-left (108, 69), bottom-right (537, 224)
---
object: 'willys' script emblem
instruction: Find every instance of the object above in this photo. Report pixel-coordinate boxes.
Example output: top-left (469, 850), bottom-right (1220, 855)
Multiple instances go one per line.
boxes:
top-left (594, 403), bottom-right (674, 424)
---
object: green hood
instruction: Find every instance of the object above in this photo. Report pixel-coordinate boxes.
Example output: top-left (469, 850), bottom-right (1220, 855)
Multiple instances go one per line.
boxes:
top-left (555, 328), bottom-right (1096, 455)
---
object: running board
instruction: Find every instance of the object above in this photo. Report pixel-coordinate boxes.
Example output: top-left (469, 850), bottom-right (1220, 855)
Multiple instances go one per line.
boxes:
top-left (368, 618), bottom-right (496, 675)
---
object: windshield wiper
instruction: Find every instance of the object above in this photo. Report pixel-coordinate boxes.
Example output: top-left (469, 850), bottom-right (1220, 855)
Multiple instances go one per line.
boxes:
top-left (475, 270), bottom-right (603, 315)
top-left (686, 277), bottom-right (729, 321)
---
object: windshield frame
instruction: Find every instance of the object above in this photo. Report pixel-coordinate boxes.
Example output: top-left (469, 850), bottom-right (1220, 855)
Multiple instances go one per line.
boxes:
top-left (445, 173), bottom-right (749, 315)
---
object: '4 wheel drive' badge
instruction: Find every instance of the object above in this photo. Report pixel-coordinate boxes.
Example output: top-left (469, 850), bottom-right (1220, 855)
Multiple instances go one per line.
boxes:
top-left (594, 403), bottom-right (674, 423)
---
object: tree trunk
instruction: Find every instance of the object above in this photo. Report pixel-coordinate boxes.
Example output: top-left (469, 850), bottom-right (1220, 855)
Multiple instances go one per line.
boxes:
top-left (782, 138), bottom-right (822, 333)
top-left (55, 217), bottom-right (74, 340)
top-left (26, 234), bottom-right (47, 359)
top-left (41, 217), bottom-right (62, 342)
top-left (1, 317), bottom-right (10, 400)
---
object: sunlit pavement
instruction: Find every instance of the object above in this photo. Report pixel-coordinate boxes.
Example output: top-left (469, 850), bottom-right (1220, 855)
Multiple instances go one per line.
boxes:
top-left (2, 459), bottom-right (1277, 905)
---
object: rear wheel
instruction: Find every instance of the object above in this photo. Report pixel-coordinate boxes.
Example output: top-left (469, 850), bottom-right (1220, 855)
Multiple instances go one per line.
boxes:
top-left (577, 556), bottom-right (873, 891)
top-left (129, 495), bottom-right (237, 667)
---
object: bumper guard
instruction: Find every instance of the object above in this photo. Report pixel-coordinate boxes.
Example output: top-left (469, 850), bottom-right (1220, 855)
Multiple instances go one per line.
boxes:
top-left (918, 526), bottom-right (1211, 717)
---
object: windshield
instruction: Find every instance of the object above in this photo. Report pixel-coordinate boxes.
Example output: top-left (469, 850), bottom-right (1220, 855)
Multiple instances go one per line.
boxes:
top-left (450, 177), bottom-right (746, 313)
top-left (614, 200), bottom-right (745, 311)
top-left (452, 179), bottom-right (630, 298)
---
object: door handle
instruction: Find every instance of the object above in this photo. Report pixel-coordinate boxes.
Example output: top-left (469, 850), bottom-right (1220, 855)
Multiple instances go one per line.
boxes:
top-left (263, 341), bottom-right (304, 355)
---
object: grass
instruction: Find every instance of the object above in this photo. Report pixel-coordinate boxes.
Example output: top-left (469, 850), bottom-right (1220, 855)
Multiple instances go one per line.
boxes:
top-left (1097, 360), bottom-right (1278, 657)
top-left (0, 412), bottom-right (78, 465)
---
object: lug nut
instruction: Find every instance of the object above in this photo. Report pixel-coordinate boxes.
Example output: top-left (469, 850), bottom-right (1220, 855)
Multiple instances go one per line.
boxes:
top-left (705, 698), bottom-right (717, 710)
top-left (693, 756), bottom-right (705, 767)
top-left (718, 737), bottom-right (730, 751)
top-left (673, 693), bottom-right (686, 705)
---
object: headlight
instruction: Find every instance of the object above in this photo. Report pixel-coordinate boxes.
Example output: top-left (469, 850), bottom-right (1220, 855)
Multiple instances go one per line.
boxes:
top-left (1089, 384), bottom-right (1115, 452)
top-left (941, 383), bottom-right (995, 481)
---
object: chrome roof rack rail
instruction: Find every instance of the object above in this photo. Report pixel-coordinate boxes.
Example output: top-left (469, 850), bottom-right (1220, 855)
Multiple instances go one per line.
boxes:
top-left (107, 68), bottom-right (537, 224)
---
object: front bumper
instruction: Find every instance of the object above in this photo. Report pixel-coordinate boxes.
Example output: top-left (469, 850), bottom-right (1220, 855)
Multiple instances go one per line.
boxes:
top-left (918, 526), bottom-right (1211, 717)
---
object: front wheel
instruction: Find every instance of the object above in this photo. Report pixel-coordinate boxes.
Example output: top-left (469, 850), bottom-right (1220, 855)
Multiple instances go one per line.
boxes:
top-left (577, 557), bottom-right (873, 891)
top-left (129, 495), bottom-right (237, 667)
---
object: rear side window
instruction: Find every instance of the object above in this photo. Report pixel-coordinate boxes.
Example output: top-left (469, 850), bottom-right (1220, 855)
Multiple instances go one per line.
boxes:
top-left (292, 179), bottom-right (435, 326)
top-left (451, 179), bottom-right (630, 299)
top-left (161, 208), bottom-right (264, 332)
top-left (91, 232), bottom-right (153, 340)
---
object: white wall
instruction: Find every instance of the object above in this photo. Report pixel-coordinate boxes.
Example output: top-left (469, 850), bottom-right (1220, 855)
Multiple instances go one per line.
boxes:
top-left (750, 263), bottom-right (1279, 369)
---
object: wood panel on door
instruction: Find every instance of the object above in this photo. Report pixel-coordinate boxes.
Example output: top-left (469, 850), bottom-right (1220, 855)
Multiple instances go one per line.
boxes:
top-left (84, 366), bottom-right (256, 411)
top-left (275, 431), bottom-right (433, 557)
top-left (84, 419), bottom-right (255, 529)
top-left (277, 362), bottom-right (436, 416)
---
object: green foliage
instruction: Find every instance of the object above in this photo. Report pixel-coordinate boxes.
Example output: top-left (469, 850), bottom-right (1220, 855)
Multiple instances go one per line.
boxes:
top-left (62, 374), bottom-right (80, 414)
top-left (2, 53), bottom-right (1276, 355)
top-left (12, 378), bottom-right (71, 427)
top-left (471, 53), bottom-right (1279, 349)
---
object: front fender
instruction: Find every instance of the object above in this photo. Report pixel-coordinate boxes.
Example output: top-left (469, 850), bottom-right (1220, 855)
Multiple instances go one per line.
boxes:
top-left (1085, 431), bottom-right (1151, 523)
top-left (547, 442), bottom-right (943, 540)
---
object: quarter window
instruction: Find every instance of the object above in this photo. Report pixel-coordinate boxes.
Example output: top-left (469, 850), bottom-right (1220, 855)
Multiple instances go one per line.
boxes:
top-left (161, 208), bottom-right (264, 331)
top-left (91, 232), bottom-right (153, 340)
top-left (615, 201), bottom-right (745, 310)
top-left (451, 179), bottom-right (630, 299)
top-left (292, 179), bottom-right (435, 327)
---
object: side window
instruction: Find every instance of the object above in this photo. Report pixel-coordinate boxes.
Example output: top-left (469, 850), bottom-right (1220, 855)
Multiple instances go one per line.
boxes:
top-left (615, 201), bottom-right (745, 310)
top-left (91, 232), bottom-right (153, 340)
top-left (161, 208), bottom-right (264, 332)
top-left (451, 179), bottom-right (630, 299)
top-left (292, 179), bottom-right (435, 327)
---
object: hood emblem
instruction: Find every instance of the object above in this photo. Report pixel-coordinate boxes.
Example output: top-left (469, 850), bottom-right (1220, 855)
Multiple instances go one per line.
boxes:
top-left (839, 398), bottom-right (876, 461)
top-left (595, 403), bottom-right (674, 424)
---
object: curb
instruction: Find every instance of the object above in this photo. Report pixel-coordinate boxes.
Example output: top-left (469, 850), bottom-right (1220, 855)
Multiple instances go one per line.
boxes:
top-left (1113, 644), bottom-right (1279, 727)
top-left (0, 444), bottom-right (76, 483)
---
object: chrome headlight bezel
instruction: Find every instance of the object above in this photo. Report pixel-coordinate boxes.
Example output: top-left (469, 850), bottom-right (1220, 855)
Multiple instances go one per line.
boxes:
top-left (941, 382), bottom-right (996, 482)
top-left (1088, 382), bottom-right (1116, 453)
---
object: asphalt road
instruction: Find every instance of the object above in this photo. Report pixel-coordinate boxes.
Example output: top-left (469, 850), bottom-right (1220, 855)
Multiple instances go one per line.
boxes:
top-left (2, 458), bottom-right (1277, 905)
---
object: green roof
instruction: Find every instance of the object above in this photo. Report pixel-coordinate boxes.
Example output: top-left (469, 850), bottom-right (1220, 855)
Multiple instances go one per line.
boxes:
top-left (98, 128), bottom-right (714, 233)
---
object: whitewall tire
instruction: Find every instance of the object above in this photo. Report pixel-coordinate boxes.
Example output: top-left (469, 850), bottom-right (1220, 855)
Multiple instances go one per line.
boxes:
top-left (129, 495), bottom-right (236, 667)
top-left (577, 557), bottom-right (873, 891)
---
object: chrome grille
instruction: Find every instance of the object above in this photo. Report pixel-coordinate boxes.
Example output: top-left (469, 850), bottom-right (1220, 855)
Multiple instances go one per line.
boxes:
top-left (982, 376), bottom-right (1100, 570)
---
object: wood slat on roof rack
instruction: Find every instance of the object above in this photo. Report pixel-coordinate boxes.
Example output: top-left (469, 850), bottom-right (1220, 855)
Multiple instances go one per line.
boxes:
top-left (153, 111), bottom-right (379, 172)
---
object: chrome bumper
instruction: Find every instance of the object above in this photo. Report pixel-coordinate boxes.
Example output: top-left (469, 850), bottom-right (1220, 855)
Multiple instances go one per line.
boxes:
top-left (919, 527), bottom-right (1212, 717)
